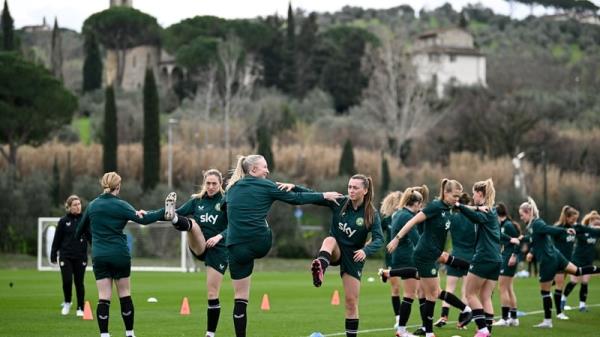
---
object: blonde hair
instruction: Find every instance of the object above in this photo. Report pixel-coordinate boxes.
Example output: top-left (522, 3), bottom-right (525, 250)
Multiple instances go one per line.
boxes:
top-left (555, 205), bottom-right (579, 226)
top-left (64, 195), bottom-right (81, 211)
top-left (101, 172), bottom-right (121, 193)
top-left (582, 210), bottom-right (600, 226)
top-left (398, 187), bottom-right (424, 208)
top-left (519, 196), bottom-right (540, 224)
top-left (439, 179), bottom-right (462, 200)
top-left (473, 178), bottom-right (495, 208)
top-left (341, 174), bottom-right (376, 229)
top-left (380, 191), bottom-right (402, 217)
top-left (226, 155), bottom-right (265, 190)
top-left (192, 169), bottom-right (225, 199)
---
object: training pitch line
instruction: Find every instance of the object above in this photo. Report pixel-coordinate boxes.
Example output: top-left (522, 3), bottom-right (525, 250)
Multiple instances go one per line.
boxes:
top-left (303, 303), bottom-right (600, 337)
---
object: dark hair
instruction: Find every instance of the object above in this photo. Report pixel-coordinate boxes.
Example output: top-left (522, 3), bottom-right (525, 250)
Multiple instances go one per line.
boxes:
top-left (497, 202), bottom-right (522, 235)
top-left (458, 192), bottom-right (471, 205)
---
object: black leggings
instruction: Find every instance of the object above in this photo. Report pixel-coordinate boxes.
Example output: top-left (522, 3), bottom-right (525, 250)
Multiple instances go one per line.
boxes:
top-left (60, 257), bottom-right (86, 309)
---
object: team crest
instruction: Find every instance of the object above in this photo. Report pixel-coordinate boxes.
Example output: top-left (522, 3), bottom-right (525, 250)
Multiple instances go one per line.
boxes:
top-left (66, 222), bottom-right (71, 227)
top-left (215, 203), bottom-right (221, 211)
top-left (431, 268), bottom-right (437, 275)
top-left (356, 217), bottom-right (364, 226)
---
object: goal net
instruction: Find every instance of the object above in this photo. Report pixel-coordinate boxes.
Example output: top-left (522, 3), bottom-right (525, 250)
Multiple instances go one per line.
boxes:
top-left (38, 217), bottom-right (190, 272)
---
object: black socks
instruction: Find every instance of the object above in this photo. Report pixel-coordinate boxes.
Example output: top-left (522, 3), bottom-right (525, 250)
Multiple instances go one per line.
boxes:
top-left (345, 318), bottom-right (359, 337)
top-left (119, 296), bottom-right (134, 331)
top-left (554, 290), bottom-right (563, 314)
top-left (501, 306), bottom-right (509, 320)
top-left (541, 290), bottom-right (552, 319)
top-left (233, 298), bottom-right (248, 337)
top-left (207, 298), bottom-right (221, 333)
top-left (438, 290), bottom-right (466, 311)
top-left (472, 308), bottom-right (486, 330)
top-left (399, 297), bottom-right (414, 326)
top-left (97, 299), bottom-right (110, 334)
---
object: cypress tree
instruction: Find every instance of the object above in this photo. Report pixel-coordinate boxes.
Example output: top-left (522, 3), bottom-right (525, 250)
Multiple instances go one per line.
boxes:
top-left (143, 68), bottom-right (160, 190)
top-left (82, 33), bottom-right (103, 92)
top-left (281, 2), bottom-right (297, 94)
top-left (257, 125), bottom-right (275, 171)
top-left (380, 154), bottom-right (391, 195)
top-left (51, 18), bottom-right (63, 81)
top-left (103, 85), bottom-right (118, 173)
top-left (1, 0), bottom-right (14, 51)
top-left (338, 139), bottom-right (356, 176)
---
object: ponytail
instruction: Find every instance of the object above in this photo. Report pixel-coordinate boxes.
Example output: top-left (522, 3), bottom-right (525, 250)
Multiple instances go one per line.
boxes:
top-left (473, 178), bottom-right (495, 208)
top-left (341, 174), bottom-right (376, 229)
top-left (226, 154), bottom-right (265, 190)
top-left (497, 201), bottom-right (522, 235)
top-left (555, 205), bottom-right (579, 226)
top-left (398, 187), bottom-right (424, 208)
top-left (519, 196), bottom-right (540, 225)
top-left (439, 178), bottom-right (462, 200)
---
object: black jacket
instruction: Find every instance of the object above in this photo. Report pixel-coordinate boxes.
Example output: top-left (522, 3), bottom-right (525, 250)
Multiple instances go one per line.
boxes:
top-left (50, 213), bottom-right (88, 262)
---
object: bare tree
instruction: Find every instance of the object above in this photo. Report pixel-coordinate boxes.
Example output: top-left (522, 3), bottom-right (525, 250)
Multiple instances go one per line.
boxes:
top-left (360, 27), bottom-right (445, 163)
top-left (217, 34), bottom-right (259, 166)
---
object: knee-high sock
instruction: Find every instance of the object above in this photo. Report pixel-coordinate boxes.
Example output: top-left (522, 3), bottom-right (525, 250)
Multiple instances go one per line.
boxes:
top-left (472, 308), bottom-right (486, 331)
top-left (318, 251), bottom-right (331, 271)
top-left (575, 265), bottom-right (600, 276)
top-left (438, 290), bottom-right (466, 311)
top-left (419, 298), bottom-right (427, 327)
top-left (554, 290), bottom-right (563, 314)
top-left (501, 306), bottom-right (509, 320)
top-left (233, 299), bottom-right (248, 337)
top-left (207, 298), bottom-right (221, 333)
top-left (441, 306), bottom-right (449, 318)
top-left (444, 255), bottom-right (470, 270)
top-left (345, 318), bottom-right (359, 337)
top-left (424, 300), bottom-right (435, 333)
top-left (485, 312), bottom-right (494, 333)
top-left (389, 267), bottom-right (418, 279)
top-left (580, 283), bottom-right (589, 303)
top-left (399, 297), bottom-right (414, 326)
top-left (541, 290), bottom-right (552, 319)
top-left (96, 299), bottom-right (110, 334)
top-left (119, 296), bottom-right (134, 331)
top-left (563, 281), bottom-right (577, 297)
top-left (391, 295), bottom-right (401, 316)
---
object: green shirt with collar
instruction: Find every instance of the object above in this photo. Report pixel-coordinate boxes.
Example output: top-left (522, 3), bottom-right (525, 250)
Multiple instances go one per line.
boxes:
top-left (449, 210), bottom-right (477, 260)
top-left (526, 218), bottom-right (565, 261)
top-left (458, 205), bottom-right (501, 263)
top-left (390, 207), bottom-right (420, 261)
top-left (500, 219), bottom-right (520, 256)
top-left (75, 193), bottom-right (165, 259)
top-left (414, 199), bottom-right (453, 259)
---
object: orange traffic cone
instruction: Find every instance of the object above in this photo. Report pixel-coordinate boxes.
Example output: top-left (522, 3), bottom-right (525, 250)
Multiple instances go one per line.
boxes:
top-left (330, 290), bottom-right (340, 306)
top-left (82, 301), bottom-right (93, 320)
top-left (180, 297), bottom-right (190, 315)
top-left (261, 294), bottom-right (270, 311)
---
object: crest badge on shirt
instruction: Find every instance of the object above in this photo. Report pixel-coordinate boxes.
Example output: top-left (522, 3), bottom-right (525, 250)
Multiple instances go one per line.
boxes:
top-left (355, 217), bottom-right (364, 226)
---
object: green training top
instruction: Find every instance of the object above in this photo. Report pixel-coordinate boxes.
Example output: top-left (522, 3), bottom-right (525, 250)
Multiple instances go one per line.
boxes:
top-left (390, 207), bottom-right (420, 260)
top-left (572, 224), bottom-right (600, 263)
top-left (526, 218), bottom-right (565, 261)
top-left (500, 219), bottom-right (520, 256)
top-left (381, 215), bottom-right (393, 244)
top-left (323, 196), bottom-right (384, 256)
top-left (414, 199), bottom-right (453, 259)
top-left (177, 192), bottom-right (228, 241)
top-left (224, 176), bottom-right (325, 246)
top-left (75, 193), bottom-right (164, 258)
top-left (552, 223), bottom-right (576, 259)
top-left (458, 205), bottom-right (501, 263)
top-left (449, 211), bottom-right (477, 259)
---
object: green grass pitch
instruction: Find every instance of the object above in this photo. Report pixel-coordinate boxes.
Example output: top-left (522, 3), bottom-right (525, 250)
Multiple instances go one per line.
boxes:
top-left (1, 259), bottom-right (600, 336)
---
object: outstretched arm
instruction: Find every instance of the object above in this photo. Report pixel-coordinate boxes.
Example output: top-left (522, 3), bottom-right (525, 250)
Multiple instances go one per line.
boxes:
top-left (387, 211), bottom-right (426, 253)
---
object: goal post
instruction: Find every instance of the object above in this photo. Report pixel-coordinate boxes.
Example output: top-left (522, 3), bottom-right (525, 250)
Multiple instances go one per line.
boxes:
top-left (38, 217), bottom-right (190, 272)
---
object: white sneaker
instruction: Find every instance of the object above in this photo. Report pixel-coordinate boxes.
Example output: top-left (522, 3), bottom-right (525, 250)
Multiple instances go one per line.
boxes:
top-left (564, 305), bottom-right (573, 310)
top-left (533, 320), bottom-right (553, 328)
top-left (492, 318), bottom-right (509, 326)
top-left (557, 312), bottom-right (569, 320)
top-left (76, 309), bottom-right (84, 317)
top-left (61, 302), bottom-right (72, 315)
top-left (164, 192), bottom-right (177, 221)
top-left (508, 318), bottom-right (520, 326)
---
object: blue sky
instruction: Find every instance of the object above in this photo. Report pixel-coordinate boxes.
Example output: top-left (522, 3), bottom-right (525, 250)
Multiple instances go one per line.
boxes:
top-left (9, 0), bottom-right (600, 32)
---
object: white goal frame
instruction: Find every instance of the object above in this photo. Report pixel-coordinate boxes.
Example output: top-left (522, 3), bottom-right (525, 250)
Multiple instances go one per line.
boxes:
top-left (38, 217), bottom-right (189, 272)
